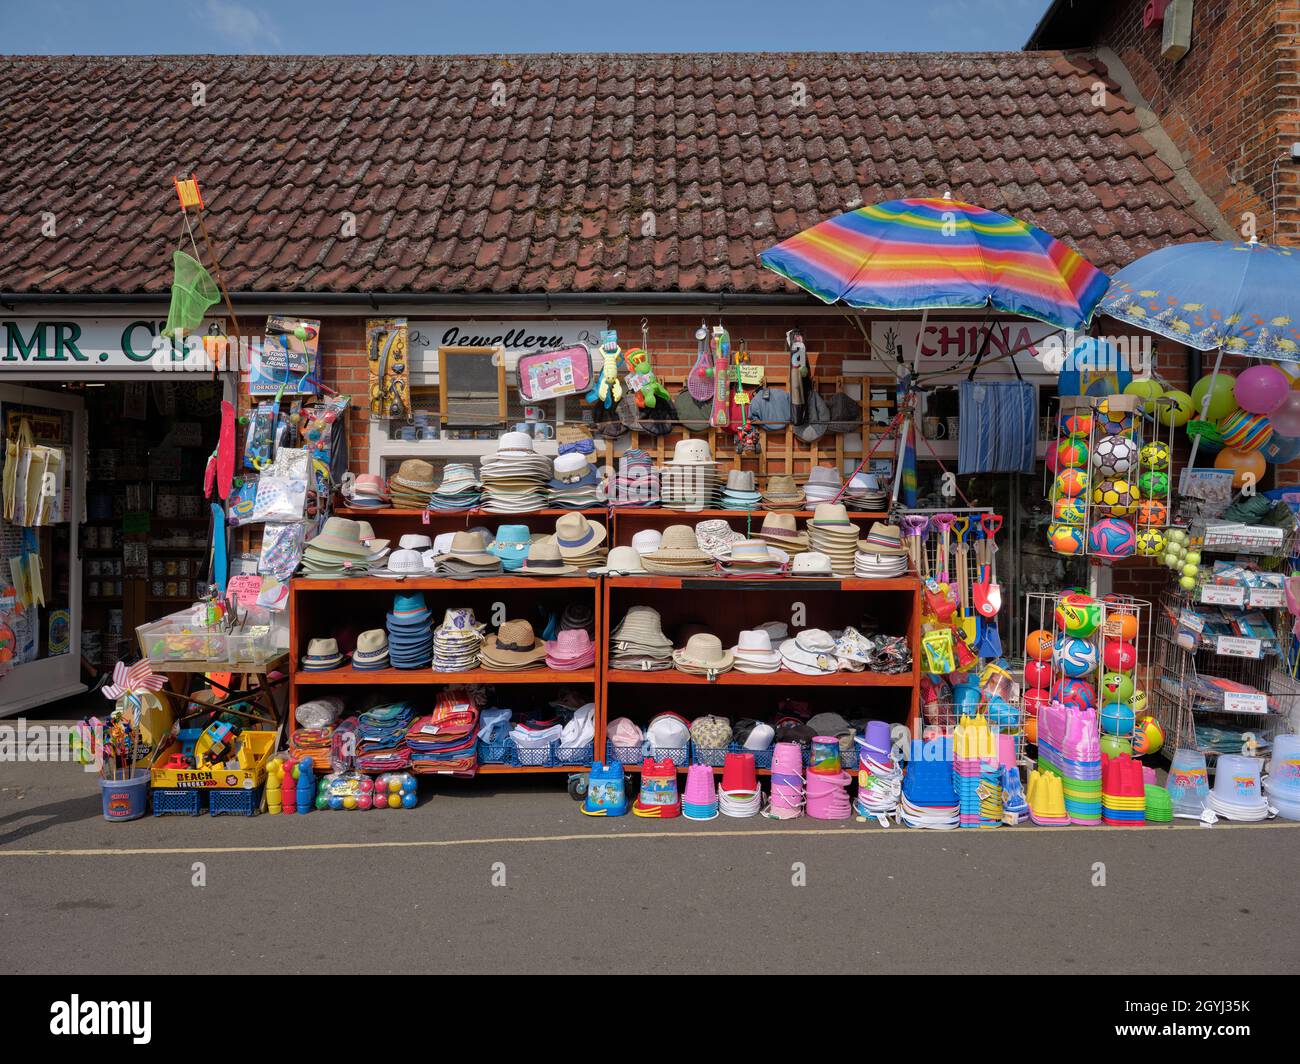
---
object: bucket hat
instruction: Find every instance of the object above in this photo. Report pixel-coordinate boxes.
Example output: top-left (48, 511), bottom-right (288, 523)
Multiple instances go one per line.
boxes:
top-left (672, 633), bottom-right (735, 674)
top-left (780, 629), bottom-right (840, 674)
top-left (791, 551), bottom-right (834, 576)
top-left (520, 536), bottom-right (578, 576)
top-left (488, 524), bottom-right (533, 569)
top-left (631, 529), bottom-right (662, 555)
top-left (695, 518), bottom-right (745, 559)
top-left (554, 513), bottom-right (607, 557)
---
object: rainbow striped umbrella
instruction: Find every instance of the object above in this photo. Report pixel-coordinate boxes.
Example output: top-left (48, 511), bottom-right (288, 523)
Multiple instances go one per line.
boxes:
top-left (759, 197), bottom-right (1108, 331)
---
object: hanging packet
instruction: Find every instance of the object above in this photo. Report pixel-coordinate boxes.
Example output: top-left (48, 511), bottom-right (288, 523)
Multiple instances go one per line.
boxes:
top-left (243, 401), bottom-right (277, 471)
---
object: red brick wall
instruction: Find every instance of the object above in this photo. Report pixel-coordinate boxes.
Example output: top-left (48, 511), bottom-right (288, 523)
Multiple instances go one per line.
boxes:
top-left (1094, 0), bottom-right (1299, 242)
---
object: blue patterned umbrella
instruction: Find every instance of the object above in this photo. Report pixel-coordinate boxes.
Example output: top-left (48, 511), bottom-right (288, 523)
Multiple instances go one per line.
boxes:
top-left (1099, 240), bottom-right (1300, 360)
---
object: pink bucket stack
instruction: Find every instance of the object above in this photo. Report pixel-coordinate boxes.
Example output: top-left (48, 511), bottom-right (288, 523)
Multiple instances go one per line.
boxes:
top-left (768, 741), bottom-right (805, 819)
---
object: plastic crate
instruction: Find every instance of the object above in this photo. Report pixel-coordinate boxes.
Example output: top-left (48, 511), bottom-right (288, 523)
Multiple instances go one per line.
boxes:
top-left (729, 744), bottom-right (774, 770)
top-left (555, 742), bottom-right (594, 766)
top-left (511, 740), bottom-right (556, 767)
top-left (605, 740), bottom-right (645, 766)
top-left (210, 787), bottom-right (261, 816)
top-left (151, 788), bottom-right (202, 816)
top-left (477, 737), bottom-right (515, 766)
top-left (692, 744), bottom-right (730, 767)
top-left (648, 745), bottom-right (690, 769)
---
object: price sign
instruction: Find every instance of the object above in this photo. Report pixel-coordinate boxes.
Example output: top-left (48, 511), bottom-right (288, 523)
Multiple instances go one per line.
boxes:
top-left (1216, 635), bottom-right (1263, 659)
top-left (1201, 584), bottom-right (1244, 607)
top-left (1223, 692), bottom-right (1269, 715)
top-left (1248, 587), bottom-right (1284, 608)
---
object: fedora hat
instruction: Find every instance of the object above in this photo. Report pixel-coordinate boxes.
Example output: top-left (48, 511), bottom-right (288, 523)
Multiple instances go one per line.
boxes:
top-left (520, 536), bottom-right (578, 576)
top-left (443, 530), bottom-right (500, 567)
top-left (755, 512), bottom-right (809, 548)
top-left (399, 533), bottom-right (433, 550)
top-left (588, 545), bottom-right (647, 575)
top-left (301, 637), bottom-right (345, 669)
top-left (390, 459), bottom-right (437, 489)
top-left (308, 517), bottom-right (372, 557)
top-left (554, 513), bottom-right (607, 557)
top-left (810, 502), bottom-right (854, 527)
top-left (480, 618), bottom-right (548, 666)
top-left (668, 438), bottom-right (715, 465)
top-left (375, 547), bottom-right (427, 578)
top-left (860, 522), bottom-right (907, 555)
top-left (547, 628), bottom-right (595, 665)
top-left (672, 633), bottom-right (735, 673)
top-left (725, 469), bottom-right (757, 493)
top-left (352, 629), bottom-right (390, 668)
top-left (351, 474), bottom-right (390, 498)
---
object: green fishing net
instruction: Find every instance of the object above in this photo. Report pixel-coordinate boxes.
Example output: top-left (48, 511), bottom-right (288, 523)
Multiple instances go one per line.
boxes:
top-left (163, 250), bottom-right (220, 339)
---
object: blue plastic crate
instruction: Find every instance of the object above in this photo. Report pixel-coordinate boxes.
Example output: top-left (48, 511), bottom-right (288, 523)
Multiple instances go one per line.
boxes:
top-left (477, 737), bottom-right (515, 766)
top-left (605, 739), bottom-right (645, 766)
top-left (511, 740), bottom-right (555, 767)
top-left (555, 741), bottom-right (594, 766)
top-left (692, 743), bottom-right (730, 767)
top-left (210, 787), bottom-right (261, 816)
top-left (649, 746), bottom-right (690, 770)
top-left (151, 788), bottom-right (202, 816)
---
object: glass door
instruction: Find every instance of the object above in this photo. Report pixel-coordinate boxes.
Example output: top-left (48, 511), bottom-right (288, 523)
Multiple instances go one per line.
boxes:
top-left (0, 385), bottom-right (86, 717)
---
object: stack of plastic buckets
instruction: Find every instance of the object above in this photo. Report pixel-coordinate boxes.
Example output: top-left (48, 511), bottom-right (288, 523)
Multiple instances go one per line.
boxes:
top-left (898, 735), bottom-right (958, 828)
top-left (954, 715), bottom-right (999, 828)
top-left (718, 752), bottom-right (762, 817)
top-left (1036, 699), bottom-right (1102, 825)
top-left (682, 763), bottom-right (719, 820)
top-left (768, 741), bottom-right (804, 819)
top-left (853, 721), bottom-right (902, 820)
top-left (1165, 748), bottom-right (1211, 819)
top-left (806, 736), bottom-right (851, 820)
top-left (1101, 753), bottom-right (1146, 825)
top-left (632, 758), bottom-right (681, 818)
top-left (1208, 753), bottom-right (1270, 821)
top-left (1265, 733), bottom-right (1300, 820)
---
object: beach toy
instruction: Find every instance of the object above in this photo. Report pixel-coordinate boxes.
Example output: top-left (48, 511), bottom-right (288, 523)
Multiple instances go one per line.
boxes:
top-left (1059, 410), bottom-right (1092, 436)
top-left (1144, 784), bottom-right (1173, 822)
top-left (854, 738), bottom-right (903, 820)
top-left (1102, 754), bottom-right (1146, 826)
top-left (1094, 434), bottom-right (1137, 476)
top-left (1190, 371), bottom-right (1239, 421)
top-left (1100, 734), bottom-right (1133, 758)
top-left (1055, 593), bottom-right (1101, 637)
top-left (1048, 523), bottom-right (1086, 555)
top-left (1209, 754), bottom-right (1270, 821)
top-left (1140, 440), bottom-right (1170, 470)
top-left (1131, 715), bottom-right (1164, 757)
top-left (809, 736), bottom-right (842, 775)
top-left (768, 742), bottom-right (805, 820)
top-left (1024, 659), bottom-right (1052, 689)
top-left (1052, 496), bottom-right (1087, 525)
top-left (681, 763), bottom-right (718, 821)
top-left (1050, 677), bottom-right (1096, 712)
top-left (1166, 748), bottom-right (1210, 817)
top-left (1027, 769), bottom-right (1069, 825)
top-left (1023, 687), bottom-right (1050, 716)
top-left (1053, 636), bottom-right (1098, 678)
top-left (1267, 734), bottom-right (1300, 798)
top-left (1218, 409), bottom-right (1273, 452)
top-left (1090, 517), bottom-right (1136, 558)
top-left (1025, 628), bottom-right (1055, 660)
top-left (719, 751), bottom-right (762, 817)
top-left (921, 628), bottom-right (956, 673)
top-left (1103, 611), bottom-right (1140, 642)
top-left (1214, 446), bottom-right (1267, 489)
top-left (1099, 671), bottom-right (1135, 705)
top-left (633, 758), bottom-right (681, 818)
top-left (1103, 640), bottom-right (1137, 671)
top-left (1055, 436), bottom-right (1089, 469)
top-left (295, 757), bottom-right (315, 814)
top-left (806, 768), bottom-right (852, 820)
top-left (1234, 364), bottom-right (1288, 415)
top-left (583, 762), bottom-right (629, 817)
top-left (1100, 700), bottom-right (1135, 737)
top-left (1052, 469), bottom-right (1088, 498)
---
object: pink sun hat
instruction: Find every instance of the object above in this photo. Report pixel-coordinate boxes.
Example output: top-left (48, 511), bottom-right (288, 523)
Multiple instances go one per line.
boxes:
top-left (546, 628), bottom-right (596, 669)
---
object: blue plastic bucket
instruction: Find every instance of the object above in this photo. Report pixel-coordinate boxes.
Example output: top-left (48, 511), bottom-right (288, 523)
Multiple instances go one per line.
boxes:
top-left (99, 770), bottom-right (150, 821)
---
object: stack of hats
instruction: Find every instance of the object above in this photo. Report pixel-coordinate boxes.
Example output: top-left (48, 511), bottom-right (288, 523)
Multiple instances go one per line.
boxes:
top-left (807, 504), bottom-right (861, 576)
top-left (546, 629), bottom-right (595, 670)
top-left (547, 452), bottom-right (603, 508)
top-left (1208, 753), bottom-right (1271, 821)
top-left (387, 593), bottom-right (433, 668)
top-left (842, 471), bottom-right (887, 510)
top-left (718, 751), bottom-right (762, 817)
top-left (430, 530), bottom-right (503, 577)
top-left (521, 537), bottom-right (578, 576)
top-left (768, 741), bottom-right (805, 819)
top-left (803, 466), bottom-right (843, 506)
top-left (672, 633), bottom-right (734, 677)
top-left (355, 702), bottom-right (416, 772)
top-left (779, 629), bottom-right (840, 675)
top-left (1036, 700), bottom-right (1102, 824)
top-left (301, 517), bottom-right (382, 578)
top-left (373, 547), bottom-right (427, 579)
top-left (487, 524), bottom-right (533, 572)
top-left (426, 463), bottom-right (483, 512)
top-left (554, 513), bottom-right (608, 568)
top-left (1101, 753), bottom-right (1147, 825)
top-left (432, 608), bottom-right (486, 672)
top-left (659, 438), bottom-right (719, 511)
top-left (731, 629), bottom-right (782, 674)
top-left (853, 722), bottom-right (903, 819)
top-left (344, 473), bottom-right (390, 510)
top-left (301, 637), bottom-right (346, 671)
top-left (641, 524), bottom-right (716, 575)
top-left (694, 519), bottom-right (744, 562)
top-left (351, 629), bottom-right (390, 671)
top-left (898, 736), bottom-right (959, 828)
top-left (719, 470), bottom-right (762, 511)
top-left (479, 618), bottom-right (548, 671)
top-left (480, 431), bottom-right (552, 512)
top-left (406, 690), bottom-right (479, 776)
top-left (388, 459), bottom-right (437, 509)
top-left (953, 714), bottom-right (999, 828)
top-left (855, 523), bottom-right (910, 578)
top-left (609, 448), bottom-right (659, 507)
top-left (720, 539), bottom-right (786, 575)
top-left (761, 474), bottom-right (805, 511)
top-left (754, 512), bottom-right (809, 555)
top-left (631, 529), bottom-right (661, 556)
top-left (682, 763), bottom-right (719, 820)
top-left (608, 606), bottom-right (673, 671)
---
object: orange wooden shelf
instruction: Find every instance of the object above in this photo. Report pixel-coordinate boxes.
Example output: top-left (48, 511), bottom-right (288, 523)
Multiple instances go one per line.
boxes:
top-left (610, 508), bottom-right (887, 520)
top-left (606, 669), bottom-right (915, 687)
top-left (604, 575), bottom-right (919, 591)
top-left (333, 507), bottom-right (607, 518)
top-left (291, 576), bottom-right (597, 591)
top-left (295, 666), bottom-right (596, 685)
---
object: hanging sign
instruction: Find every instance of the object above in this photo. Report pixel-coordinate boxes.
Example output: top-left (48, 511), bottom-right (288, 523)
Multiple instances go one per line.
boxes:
top-left (408, 320), bottom-right (606, 379)
top-left (867, 320), bottom-right (1060, 376)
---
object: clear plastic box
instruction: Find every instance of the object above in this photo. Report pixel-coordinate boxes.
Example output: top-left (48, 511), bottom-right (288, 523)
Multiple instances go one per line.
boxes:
top-left (137, 608), bottom-right (282, 665)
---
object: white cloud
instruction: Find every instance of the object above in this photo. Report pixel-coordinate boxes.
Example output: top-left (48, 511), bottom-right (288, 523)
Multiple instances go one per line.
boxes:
top-left (203, 0), bottom-right (283, 51)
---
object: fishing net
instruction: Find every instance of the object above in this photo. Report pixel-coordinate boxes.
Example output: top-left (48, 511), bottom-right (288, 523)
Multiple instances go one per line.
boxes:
top-left (163, 250), bottom-right (220, 339)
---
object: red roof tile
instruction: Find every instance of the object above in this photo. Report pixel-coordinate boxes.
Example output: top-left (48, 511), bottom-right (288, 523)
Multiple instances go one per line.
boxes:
top-left (0, 52), bottom-right (1216, 296)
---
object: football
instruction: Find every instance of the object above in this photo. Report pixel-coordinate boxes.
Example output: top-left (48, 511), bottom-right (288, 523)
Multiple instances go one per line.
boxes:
top-left (1094, 434), bottom-right (1138, 476)
top-left (1092, 477), bottom-right (1138, 516)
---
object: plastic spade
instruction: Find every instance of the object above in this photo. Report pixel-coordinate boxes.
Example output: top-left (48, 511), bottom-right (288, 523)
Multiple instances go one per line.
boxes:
top-left (973, 514), bottom-right (1003, 618)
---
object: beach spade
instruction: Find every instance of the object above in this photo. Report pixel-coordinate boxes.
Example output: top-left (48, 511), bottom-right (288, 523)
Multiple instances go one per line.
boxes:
top-left (973, 514), bottom-right (1003, 619)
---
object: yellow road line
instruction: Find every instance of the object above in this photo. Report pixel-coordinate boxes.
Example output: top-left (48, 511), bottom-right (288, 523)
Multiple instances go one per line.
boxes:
top-left (0, 820), bottom-right (1294, 858)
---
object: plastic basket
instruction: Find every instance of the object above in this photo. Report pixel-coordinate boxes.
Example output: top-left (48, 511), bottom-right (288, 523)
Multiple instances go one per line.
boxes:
top-left (151, 788), bottom-right (202, 816)
top-left (477, 737), bottom-right (515, 766)
top-left (210, 787), bottom-right (261, 817)
top-left (649, 745), bottom-right (690, 769)
top-left (692, 744), bottom-right (730, 767)
top-left (605, 740), bottom-right (645, 766)
top-left (555, 742), bottom-right (594, 766)
top-left (511, 740), bottom-right (556, 767)
top-left (729, 743), bottom-right (774, 770)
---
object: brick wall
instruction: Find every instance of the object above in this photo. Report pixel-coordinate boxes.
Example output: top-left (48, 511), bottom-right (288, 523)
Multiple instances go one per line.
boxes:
top-left (1095, 0), bottom-right (1299, 242)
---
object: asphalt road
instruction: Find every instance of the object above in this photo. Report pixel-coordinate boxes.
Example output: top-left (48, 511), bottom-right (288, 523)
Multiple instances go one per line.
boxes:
top-left (2, 744), bottom-right (1297, 975)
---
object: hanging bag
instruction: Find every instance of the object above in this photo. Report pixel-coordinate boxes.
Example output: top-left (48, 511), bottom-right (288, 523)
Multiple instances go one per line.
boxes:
top-left (3, 418), bottom-right (33, 522)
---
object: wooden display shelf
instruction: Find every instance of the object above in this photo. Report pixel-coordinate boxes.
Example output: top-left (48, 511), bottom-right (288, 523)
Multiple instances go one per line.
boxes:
top-left (292, 576), bottom-right (596, 591)
top-left (297, 666), bottom-right (596, 685)
top-left (606, 669), bottom-right (915, 687)
top-left (610, 508), bottom-right (886, 521)
top-left (604, 575), bottom-right (917, 592)
top-left (333, 507), bottom-right (606, 518)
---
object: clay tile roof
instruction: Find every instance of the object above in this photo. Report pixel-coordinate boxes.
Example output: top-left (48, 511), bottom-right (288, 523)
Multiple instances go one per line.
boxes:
top-left (0, 52), bottom-right (1216, 296)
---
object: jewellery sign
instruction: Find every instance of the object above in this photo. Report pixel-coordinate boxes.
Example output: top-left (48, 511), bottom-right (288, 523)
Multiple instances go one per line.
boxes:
top-left (408, 320), bottom-right (606, 379)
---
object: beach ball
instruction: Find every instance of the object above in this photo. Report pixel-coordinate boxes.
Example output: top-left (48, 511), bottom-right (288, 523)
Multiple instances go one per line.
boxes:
top-left (1094, 434), bottom-right (1138, 476)
top-left (1092, 478), bottom-right (1137, 516)
top-left (1191, 371), bottom-right (1239, 422)
top-left (1234, 364), bottom-right (1289, 415)
top-left (1053, 496), bottom-right (1087, 525)
top-left (1103, 640), bottom-right (1137, 671)
top-left (1089, 517), bottom-right (1136, 558)
top-left (1096, 397), bottom-right (1134, 435)
top-left (1124, 379), bottom-right (1164, 402)
top-left (1100, 701), bottom-right (1136, 737)
top-left (1138, 469), bottom-right (1169, 498)
top-left (1025, 629), bottom-right (1055, 661)
top-left (1048, 523), bottom-right (1086, 555)
top-left (1157, 389), bottom-right (1194, 426)
top-left (1052, 469), bottom-right (1088, 499)
top-left (1053, 635), bottom-right (1099, 677)
top-left (1261, 432), bottom-right (1300, 464)
top-left (1218, 409), bottom-right (1273, 453)
top-left (1055, 592), bottom-right (1101, 637)
top-left (1135, 527), bottom-right (1166, 556)
top-left (1140, 440), bottom-right (1170, 469)
top-left (1214, 445), bottom-right (1267, 489)
top-left (1059, 411), bottom-right (1093, 437)
top-left (1024, 660), bottom-right (1052, 688)
top-left (1051, 677), bottom-right (1096, 712)
top-left (1135, 498), bottom-right (1168, 526)
top-left (1132, 715), bottom-right (1164, 757)
top-left (1100, 671), bottom-right (1135, 704)
top-left (1103, 611), bottom-right (1140, 642)
top-left (1101, 734), bottom-right (1134, 759)
top-left (1023, 688), bottom-right (1051, 717)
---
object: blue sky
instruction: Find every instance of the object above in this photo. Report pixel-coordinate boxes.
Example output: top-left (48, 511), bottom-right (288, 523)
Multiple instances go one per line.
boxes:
top-left (2, 0), bottom-right (1049, 54)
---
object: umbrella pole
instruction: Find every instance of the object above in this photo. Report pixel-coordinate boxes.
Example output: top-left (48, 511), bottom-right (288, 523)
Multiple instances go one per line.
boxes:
top-left (1185, 346), bottom-right (1223, 475)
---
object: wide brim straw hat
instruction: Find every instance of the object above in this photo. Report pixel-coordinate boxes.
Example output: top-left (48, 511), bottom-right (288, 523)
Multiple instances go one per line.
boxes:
top-left (588, 546), bottom-right (647, 575)
top-left (442, 531), bottom-right (501, 567)
top-left (644, 524), bottom-right (711, 563)
top-left (520, 536), bottom-right (579, 575)
top-left (756, 512), bottom-right (809, 548)
top-left (612, 606), bottom-right (673, 648)
top-left (480, 619), bottom-right (548, 664)
top-left (554, 513), bottom-right (608, 557)
top-left (308, 517), bottom-right (373, 557)
top-left (860, 522), bottom-right (908, 555)
top-left (673, 633), bottom-right (735, 672)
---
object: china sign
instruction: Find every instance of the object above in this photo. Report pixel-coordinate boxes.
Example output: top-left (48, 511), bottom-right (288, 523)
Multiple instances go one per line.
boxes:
top-left (871, 320), bottom-right (1060, 375)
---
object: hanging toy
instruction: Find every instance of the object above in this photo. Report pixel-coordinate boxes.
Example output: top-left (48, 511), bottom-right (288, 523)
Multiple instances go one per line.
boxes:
top-left (710, 323), bottom-right (732, 429)
top-left (623, 319), bottom-right (671, 409)
top-left (585, 329), bottom-right (624, 408)
top-left (687, 321), bottom-right (714, 401)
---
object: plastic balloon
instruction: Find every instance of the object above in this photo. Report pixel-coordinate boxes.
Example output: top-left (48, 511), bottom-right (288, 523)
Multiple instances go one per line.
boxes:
top-left (1157, 390), bottom-right (1194, 426)
top-left (1190, 372), bottom-right (1238, 422)
top-left (1214, 446), bottom-right (1267, 488)
top-left (1268, 391), bottom-right (1300, 437)
top-left (1234, 364), bottom-right (1289, 415)
top-left (1261, 432), bottom-right (1300, 464)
